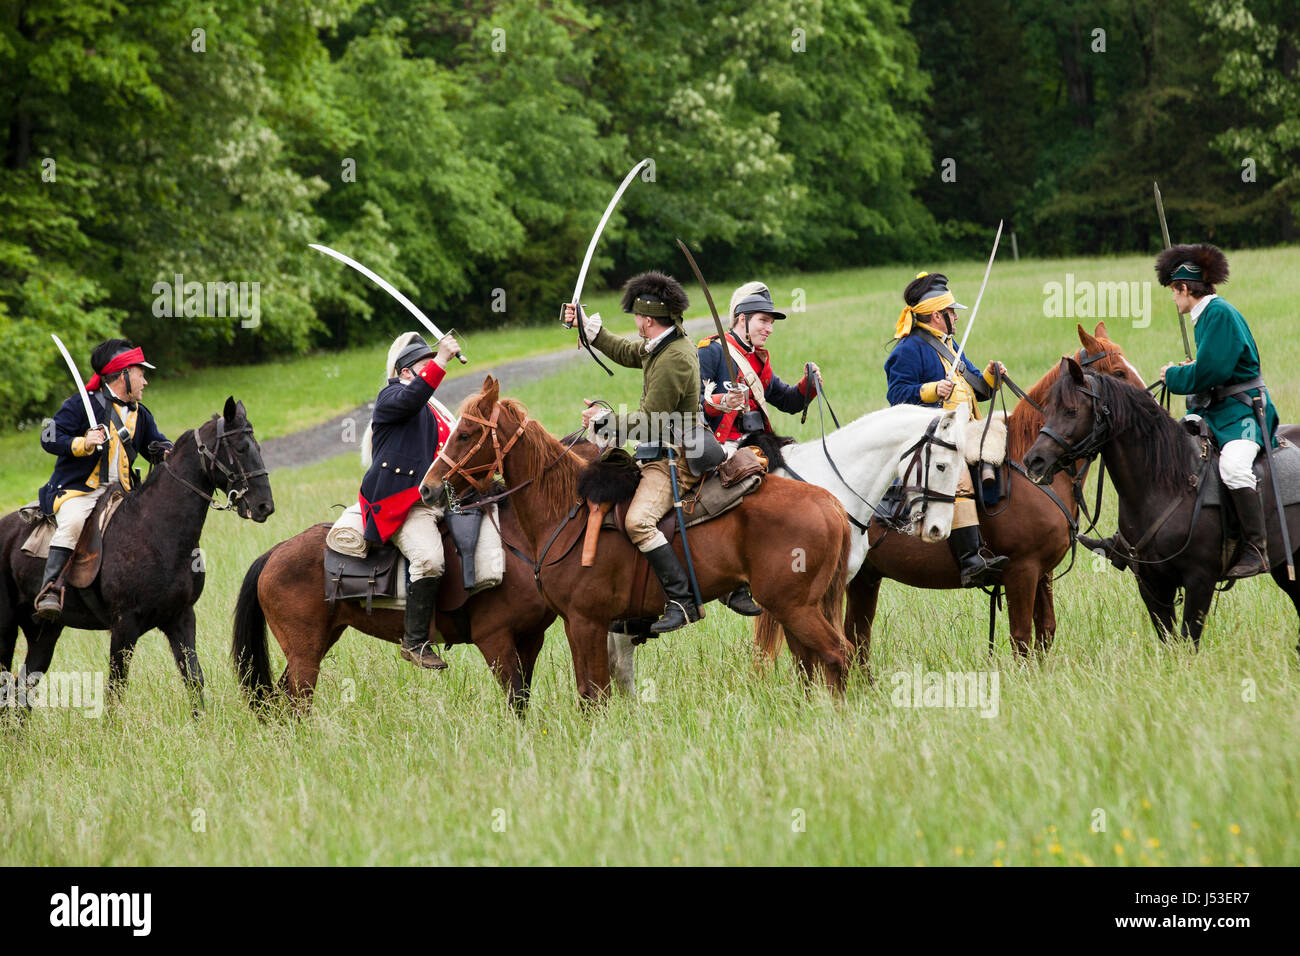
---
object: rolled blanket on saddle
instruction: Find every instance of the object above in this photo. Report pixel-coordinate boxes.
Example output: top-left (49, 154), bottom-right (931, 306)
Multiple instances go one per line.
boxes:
top-left (964, 411), bottom-right (1007, 466)
top-left (326, 501), bottom-right (506, 593)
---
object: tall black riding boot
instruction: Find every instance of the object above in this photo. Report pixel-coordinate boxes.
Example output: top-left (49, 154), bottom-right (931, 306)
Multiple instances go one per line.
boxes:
top-left (34, 546), bottom-right (74, 622)
top-left (722, 585), bottom-right (763, 616)
top-left (401, 577), bottom-right (447, 670)
top-left (949, 526), bottom-right (1010, 588)
top-left (645, 544), bottom-right (701, 634)
top-left (1225, 488), bottom-right (1270, 579)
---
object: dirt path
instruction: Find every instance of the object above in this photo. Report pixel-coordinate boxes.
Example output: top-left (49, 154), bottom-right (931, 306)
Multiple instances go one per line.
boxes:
top-left (261, 317), bottom-right (722, 470)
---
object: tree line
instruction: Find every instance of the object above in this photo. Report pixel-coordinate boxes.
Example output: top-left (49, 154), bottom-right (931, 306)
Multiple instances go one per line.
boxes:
top-left (3, 0), bottom-right (1296, 420)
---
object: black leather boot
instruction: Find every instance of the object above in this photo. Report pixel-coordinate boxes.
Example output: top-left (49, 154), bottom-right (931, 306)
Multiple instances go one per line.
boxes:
top-left (400, 577), bottom-right (447, 669)
top-left (723, 585), bottom-right (763, 616)
top-left (34, 546), bottom-right (74, 622)
top-left (948, 526), bottom-right (1010, 588)
top-left (645, 544), bottom-right (701, 634)
top-left (1225, 488), bottom-right (1269, 579)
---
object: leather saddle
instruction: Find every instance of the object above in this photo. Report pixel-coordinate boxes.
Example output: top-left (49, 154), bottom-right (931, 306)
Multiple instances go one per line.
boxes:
top-left (323, 523), bottom-right (479, 615)
top-left (20, 485), bottom-right (128, 589)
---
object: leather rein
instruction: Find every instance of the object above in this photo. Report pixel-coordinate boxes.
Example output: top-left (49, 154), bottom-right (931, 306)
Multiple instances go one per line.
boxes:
top-left (162, 417), bottom-right (266, 511)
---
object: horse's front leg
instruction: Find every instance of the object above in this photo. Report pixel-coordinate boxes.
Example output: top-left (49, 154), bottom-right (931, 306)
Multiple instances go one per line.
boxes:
top-left (1179, 574), bottom-right (1218, 649)
top-left (562, 616), bottom-right (612, 705)
top-left (1135, 573), bottom-right (1178, 643)
top-left (162, 605), bottom-right (205, 716)
top-left (108, 615), bottom-right (145, 705)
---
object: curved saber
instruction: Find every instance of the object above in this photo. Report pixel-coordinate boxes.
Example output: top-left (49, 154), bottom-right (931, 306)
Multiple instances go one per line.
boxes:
top-left (572, 159), bottom-right (651, 307)
top-left (310, 243), bottom-right (466, 364)
top-left (950, 219), bottom-right (1003, 380)
top-left (51, 334), bottom-right (102, 433)
top-left (564, 159), bottom-right (651, 377)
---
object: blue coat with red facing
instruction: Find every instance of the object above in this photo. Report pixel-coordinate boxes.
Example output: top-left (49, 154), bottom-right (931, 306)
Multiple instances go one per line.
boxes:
top-left (697, 331), bottom-right (814, 441)
top-left (39, 390), bottom-right (170, 515)
top-left (359, 362), bottom-right (452, 544)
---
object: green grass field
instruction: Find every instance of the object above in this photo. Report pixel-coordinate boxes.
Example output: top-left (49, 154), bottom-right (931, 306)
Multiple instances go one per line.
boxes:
top-left (2, 250), bottom-right (1298, 865)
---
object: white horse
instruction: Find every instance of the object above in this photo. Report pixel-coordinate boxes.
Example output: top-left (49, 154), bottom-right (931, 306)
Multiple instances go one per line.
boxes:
top-left (608, 402), bottom-right (972, 695)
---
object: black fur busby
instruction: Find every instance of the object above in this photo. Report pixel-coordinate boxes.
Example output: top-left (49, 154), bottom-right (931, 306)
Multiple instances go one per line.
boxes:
top-left (1155, 243), bottom-right (1229, 287)
top-left (577, 447), bottom-right (642, 504)
top-left (621, 271), bottom-right (689, 321)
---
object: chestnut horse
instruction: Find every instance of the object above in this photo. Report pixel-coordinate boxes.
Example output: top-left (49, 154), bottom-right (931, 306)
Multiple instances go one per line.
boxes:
top-left (421, 377), bottom-right (882, 697)
top-left (230, 503), bottom-right (557, 715)
top-left (841, 322), bottom-right (1142, 662)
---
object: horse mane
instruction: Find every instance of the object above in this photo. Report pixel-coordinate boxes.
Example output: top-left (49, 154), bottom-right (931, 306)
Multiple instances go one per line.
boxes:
top-left (1048, 370), bottom-right (1194, 494)
top-left (458, 391), bottom-right (581, 518)
top-left (1006, 366), bottom-right (1058, 460)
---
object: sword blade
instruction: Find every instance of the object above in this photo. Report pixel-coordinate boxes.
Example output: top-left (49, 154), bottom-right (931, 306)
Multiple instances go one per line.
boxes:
top-left (51, 334), bottom-right (99, 428)
top-left (572, 159), bottom-right (651, 307)
top-left (1153, 181), bottom-right (1192, 360)
top-left (675, 238), bottom-right (740, 388)
top-left (310, 243), bottom-right (466, 364)
top-left (951, 220), bottom-right (1003, 379)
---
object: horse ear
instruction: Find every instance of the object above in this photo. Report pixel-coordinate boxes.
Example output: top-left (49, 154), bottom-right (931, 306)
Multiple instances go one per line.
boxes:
top-left (1093, 320), bottom-right (1109, 340)
top-left (1064, 355), bottom-right (1086, 385)
top-left (482, 375), bottom-right (499, 405)
top-left (1076, 323), bottom-right (1100, 351)
top-left (223, 396), bottom-right (237, 423)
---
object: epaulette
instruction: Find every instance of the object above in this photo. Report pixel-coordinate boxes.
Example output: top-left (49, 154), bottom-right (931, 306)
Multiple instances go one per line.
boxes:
top-left (697, 335), bottom-right (719, 349)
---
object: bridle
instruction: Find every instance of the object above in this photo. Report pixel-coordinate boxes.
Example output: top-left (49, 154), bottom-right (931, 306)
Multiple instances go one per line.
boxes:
top-left (892, 414), bottom-right (961, 532)
top-left (163, 416), bottom-right (267, 512)
top-left (432, 405), bottom-right (533, 498)
top-left (1036, 371), bottom-right (1113, 475)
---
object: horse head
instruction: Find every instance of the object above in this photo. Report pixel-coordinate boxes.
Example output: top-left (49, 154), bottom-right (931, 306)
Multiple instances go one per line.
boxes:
top-left (192, 396), bottom-right (274, 521)
top-left (897, 403), bottom-right (968, 543)
top-left (421, 375), bottom-right (526, 506)
top-left (1023, 356), bottom-right (1101, 484)
top-left (1075, 321), bottom-right (1144, 387)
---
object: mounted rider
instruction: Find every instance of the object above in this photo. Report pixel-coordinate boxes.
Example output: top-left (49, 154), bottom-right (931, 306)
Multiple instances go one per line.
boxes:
top-left (565, 272), bottom-right (717, 633)
top-left (698, 281), bottom-right (819, 444)
top-left (1158, 243), bottom-right (1279, 579)
top-left (359, 330), bottom-right (461, 668)
top-left (36, 338), bottom-right (172, 620)
top-left (884, 272), bottom-right (1010, 587)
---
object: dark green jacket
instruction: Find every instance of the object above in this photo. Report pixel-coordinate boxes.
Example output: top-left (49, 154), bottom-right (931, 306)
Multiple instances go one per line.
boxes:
top-left (1164, 296), bottom-right (1278, 449)
top-left (591, 325), bottom-right (700, 445)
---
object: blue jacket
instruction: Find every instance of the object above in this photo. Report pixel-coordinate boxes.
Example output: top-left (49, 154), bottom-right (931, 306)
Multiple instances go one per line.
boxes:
top-left (39, 390), bottom-right (170, 514)
top-left (884, 332), bottom-right (989, 407)
top-left (359, 363), bottom-right (451, 544)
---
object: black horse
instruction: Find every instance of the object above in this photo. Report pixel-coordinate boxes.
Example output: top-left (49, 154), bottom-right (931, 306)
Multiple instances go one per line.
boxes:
top-left (0, 397), bottom-right (274, 715)
top-left (1023, 357), bottom-right (1300, 650)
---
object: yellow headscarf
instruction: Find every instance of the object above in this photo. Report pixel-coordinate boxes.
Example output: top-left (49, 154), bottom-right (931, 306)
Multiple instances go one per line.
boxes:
top-left (894, 272), bottom-right (955, 339)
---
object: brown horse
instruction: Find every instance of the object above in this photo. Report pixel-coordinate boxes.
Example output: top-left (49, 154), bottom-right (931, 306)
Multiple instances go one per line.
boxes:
top-left (421, 376), bottom-right (858, 697)
top-left (839, 322), bottom-right (1142, 662)
top-left (230, 504), bottom-right (556, 715)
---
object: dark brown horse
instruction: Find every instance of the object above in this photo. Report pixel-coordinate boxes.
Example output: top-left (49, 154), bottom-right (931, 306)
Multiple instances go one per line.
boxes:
top-left (422, 376), bottom-right (856, 696)
top-left (230, 502), bottom-right (557, 715)
top-left (839, 323), bottom-right (1141, 662)
top-left (1, 398), bottom-right (273, 715)
top-left (1023, 356), bottom-right (1300, 650)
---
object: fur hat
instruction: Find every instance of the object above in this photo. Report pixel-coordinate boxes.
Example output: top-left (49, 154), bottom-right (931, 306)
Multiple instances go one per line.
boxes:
top-left (621, 271), bottom-right (689, 321)
top-left (1155, 243), bottom-right (1229, 287)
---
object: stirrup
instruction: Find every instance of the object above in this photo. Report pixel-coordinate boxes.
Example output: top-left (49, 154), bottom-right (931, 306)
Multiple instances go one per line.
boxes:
top-left (650, 599), bottom-right (699, 634)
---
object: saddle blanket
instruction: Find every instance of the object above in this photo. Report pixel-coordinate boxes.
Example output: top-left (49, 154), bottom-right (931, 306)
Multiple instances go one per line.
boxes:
top-left (1203, 437), bottom-right (1300, 507)
top-left (325, 502), bottom-right (504, 608)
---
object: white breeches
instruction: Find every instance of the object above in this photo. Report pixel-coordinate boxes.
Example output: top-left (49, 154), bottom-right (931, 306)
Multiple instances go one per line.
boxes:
top-left (50, 486), bottom-right (108, 550)
top-left (1219, 439), bottom-right (1259, 491)
top-left (391, 502), bottom-right (446, 581)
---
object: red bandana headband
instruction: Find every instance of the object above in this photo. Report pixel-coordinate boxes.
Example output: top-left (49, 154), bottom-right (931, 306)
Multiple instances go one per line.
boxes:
top-left (85, 347), bottom-right (147, 391)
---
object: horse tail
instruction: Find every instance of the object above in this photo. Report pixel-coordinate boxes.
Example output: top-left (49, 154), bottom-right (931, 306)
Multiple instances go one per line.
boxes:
top-left (823, 508), bottom-right (852, 652)
top-left (753, 609), bottom-right (784, 664)
top-left (232, 548), bottom-right (275, 707)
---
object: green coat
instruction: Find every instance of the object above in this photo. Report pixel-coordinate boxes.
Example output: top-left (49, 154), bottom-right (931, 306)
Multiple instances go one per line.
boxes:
top-left (592, 325), bottom-right (700, 445)
top-left (1164, 296), bottom-right (1278, 449)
